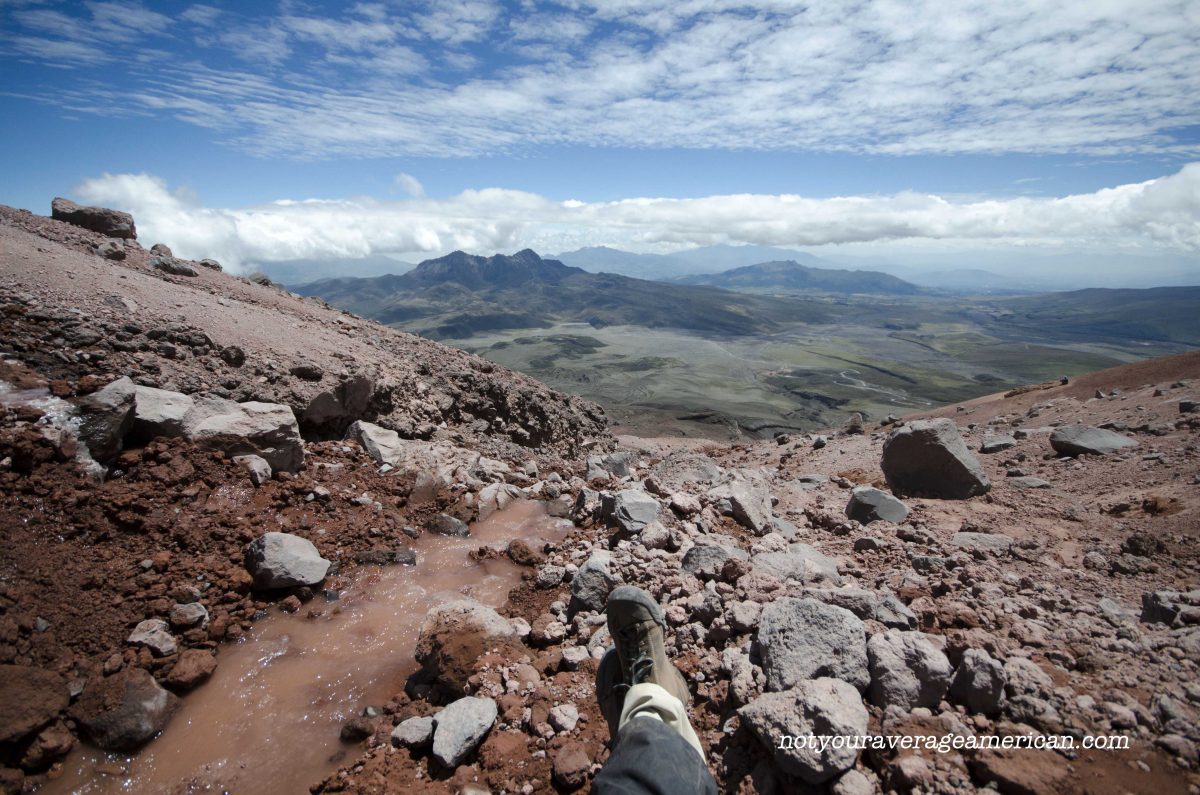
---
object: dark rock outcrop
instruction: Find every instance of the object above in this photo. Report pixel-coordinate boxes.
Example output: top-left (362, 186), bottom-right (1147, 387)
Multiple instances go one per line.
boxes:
top-left (51, 197), bottom-right (136, 239)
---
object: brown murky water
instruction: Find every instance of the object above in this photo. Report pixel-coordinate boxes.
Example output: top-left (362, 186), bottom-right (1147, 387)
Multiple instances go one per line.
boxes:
top-left (45, 500), bottom-right (570, 794)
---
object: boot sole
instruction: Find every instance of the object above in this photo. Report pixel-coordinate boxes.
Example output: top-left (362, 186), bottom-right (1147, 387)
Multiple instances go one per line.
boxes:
top-left (607, 585), bottom-right (666, 628)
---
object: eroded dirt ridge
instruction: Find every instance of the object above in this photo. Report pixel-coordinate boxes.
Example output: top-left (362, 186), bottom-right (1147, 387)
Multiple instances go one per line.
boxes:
top-left (1, 202), bottom-right (1199, 795)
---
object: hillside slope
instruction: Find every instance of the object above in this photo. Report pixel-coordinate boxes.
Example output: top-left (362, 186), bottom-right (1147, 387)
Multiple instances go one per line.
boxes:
top-left (0, 207), bottom-right (608, 453)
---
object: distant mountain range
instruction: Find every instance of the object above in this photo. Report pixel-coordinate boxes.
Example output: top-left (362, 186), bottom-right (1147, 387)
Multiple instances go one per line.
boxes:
top-left (554, 244), bottom-right (1025, 293)
top-left (675, 259), bottom-right (921, 294)
top-left (296, 249), bottom-right (834, 338)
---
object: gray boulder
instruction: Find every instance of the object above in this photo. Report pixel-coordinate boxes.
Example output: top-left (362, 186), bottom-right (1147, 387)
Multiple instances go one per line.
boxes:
top-left (96, 239), bottom-right (125, 260)
top-left (345, 419), bottom-right (405, 465)
top-left (432, 696), bottom-right (497, 767)
top-left (392, 715), bottom-right (434, 748)
top-left (708, 472), bottom-right (774, 535)
top-left (1049, 425), bottom-right (1136, 456)
top-left (76, 376), bottom-right (136, 461)
top-left (647, 451), bottom-right (722, 492)
top-left (570, 549), bottom-right (617, 614)
top-left (52, 197), bottom-right (136, 238)
top-left (845, 486), bottom-right (908, 524)
top-left (586, 451), bottom-right (634, 481)
top-left (150, 243), bottom-right (173, 257)
top-left (980, 434), bottom-right (1016, 453)
top-left (1141, 590), bottom-right (1200, 625)
top-left (799, 588), bottom-right (917, 630)
top-left (301, 374), bottom-right (374, 433)
top-left (682, 541), bottom-right (748, 580)
top-left (949, 648), bottom-right (1006, 715)
top-left (758, 598), bottom-right (869, 691)
top-left (243, 532), bottom-right (331, 589)
top-left (233, 454), bottom-right (272, 486)
top-left (132, 385), bottom-right (194, 440)
top-left (425, 514), bottom-right (469, 537)
top-left (131, 388), bottom-right (304, 472)
top-left (881, 418), bottom-right (991, 499)
top-left (752, 544), bottom-right (843, 586)
top-left (151, 256), bottom-right (199, 277)
top-left (601, 489), bottom-right (660, 533)
top-left (127, 619), bottom-right (177, 657)
top-left (72, 668), bottom-right (176, 751)
top-left (866, 630), bottom-right (952, 710)
top-left (168, 602), bottom-right (209, 629)
top-left (183, 396), bottom-right (304, 472)
top-left (739, 678), bottom-right (869, 784)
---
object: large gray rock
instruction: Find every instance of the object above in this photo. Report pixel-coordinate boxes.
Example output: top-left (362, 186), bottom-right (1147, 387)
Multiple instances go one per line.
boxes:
top-left (345, 419), bottom-right (405, 464)
top-left (569, 549), bottom-right (617, 614)
top-left (183, 396), bottom-right (304, 472)
top-left (243, 532), bottom-right (331, 589)
top-left (1049, 425), bottom-right (1136, 456)
top-left (949, 648), bottom-right (1006, 715)
top-left (752, 544), bottom-right (843, 586)
top-left (425, 514), bottom-right (469, 537)
top-left (392, 715), bottom-right (434, 748)
top-left (344, 421), bottom-right (504, 482)
top-left (739, 678), bottom-right (869, 784)
top-left (76, 376), bottom-right (136, 461)
top-left (72, 667), bottom-right (176, 751)
top-left (682, 541), bottom-right (748, 580)
top-left (52, 197), bottom-right (136, 238)
top-left (415, 600), bottom-right (516, 696)
top-left (708, 472), bottom-right (774, 534)
top-left (799, 588), bottom-right (916, 630)
top-left (600, 489), bottom-right (660, 533)
top-left (152, 256), bottom-right (198, 277)
top-left (130, 389), bottom-right (304, 471)
top-left (647, 451), bottom-right (722, 492)
top-left (758, 598), bottom-right (869, 691)
top-left (845, 486), bottom-right (908, 524)
top-left (586, 451), bottom-right (634, 481)
top-left (980, 434), bottom-right (1016, 453)
top-left (301, 374), bottom-right (374, 433)
top-left (881, 418), bottom-right (991, 499)
top-left (96, 239), bottom-right (125, 260)
top-left (126, 619), bottom-right (177, 657)
top-left (132, 385), bottom-right (194, 440)
top-left (1142, 590), bottom-right (1200, 625)
top-left (233, 454), bottom-right (272, 486)
top-left (866, 630), bottom-right (952, 710)
top-left (432, 696), bottom-right (497, 768)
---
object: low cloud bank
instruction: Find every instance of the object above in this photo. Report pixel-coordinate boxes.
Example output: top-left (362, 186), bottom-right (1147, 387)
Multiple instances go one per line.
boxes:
top-left (75, 165), bottom-right (1200, 273)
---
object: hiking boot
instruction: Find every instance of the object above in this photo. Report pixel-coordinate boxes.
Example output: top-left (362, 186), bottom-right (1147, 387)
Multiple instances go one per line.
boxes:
top-left (595, 586), bottom-right (690, 736)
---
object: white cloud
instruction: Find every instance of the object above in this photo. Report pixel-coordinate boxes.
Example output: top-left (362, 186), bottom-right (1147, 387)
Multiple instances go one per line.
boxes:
top-left (72, 166), bottom-right (1200, 274)
top-left (5, 0), bottom-right (1199, 157)
top-left (393, 173), bottom-right (425, 197)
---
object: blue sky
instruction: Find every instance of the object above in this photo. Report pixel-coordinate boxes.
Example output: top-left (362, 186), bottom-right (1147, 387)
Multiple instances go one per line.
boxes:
top-left (1, 0), bottom-right (1199, 280)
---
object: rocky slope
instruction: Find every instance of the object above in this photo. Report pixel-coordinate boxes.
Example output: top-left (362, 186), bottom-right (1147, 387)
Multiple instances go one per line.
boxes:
top-left (1, 200), bottom-right (1199, 795)
top-left (318, 353), bottom-right (1200, 795)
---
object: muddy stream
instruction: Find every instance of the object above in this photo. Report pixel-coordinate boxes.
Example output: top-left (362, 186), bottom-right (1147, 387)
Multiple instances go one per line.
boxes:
top-left (45, 500), bottom-right (570, 794)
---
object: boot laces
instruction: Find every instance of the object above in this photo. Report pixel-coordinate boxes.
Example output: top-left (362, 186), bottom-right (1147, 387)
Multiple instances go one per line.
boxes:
top-left (618, 619), bottom-right (657, 684)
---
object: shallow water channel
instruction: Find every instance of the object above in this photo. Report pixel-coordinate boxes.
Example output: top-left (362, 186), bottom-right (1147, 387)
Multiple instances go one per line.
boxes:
top-left (46, 500), bottom-right (570, 794)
